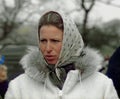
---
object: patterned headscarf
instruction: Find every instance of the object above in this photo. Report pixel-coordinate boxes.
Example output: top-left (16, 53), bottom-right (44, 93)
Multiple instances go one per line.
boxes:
top-left (38, 11), bottom-right (84, 67)
top-left (56, 11), bottom-right (84, 67)
top-left (38, 11), bottom-right (84, 89)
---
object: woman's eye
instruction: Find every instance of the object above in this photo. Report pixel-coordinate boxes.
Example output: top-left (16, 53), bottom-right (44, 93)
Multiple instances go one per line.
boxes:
top-left (40, 39), bottom-right (46, 43)
top-left (52, 40), bottom-right (60, 43)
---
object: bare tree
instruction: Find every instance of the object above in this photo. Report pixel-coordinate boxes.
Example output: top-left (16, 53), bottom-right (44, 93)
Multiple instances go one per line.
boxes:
top-left (0, 0), bottom-right (48, 41)
top-left (0, 0), bottom-right (26, 40)
top-left (80, 0), bottom-right (96, 44)
top-left (75, 0), bottom-right (120, 44)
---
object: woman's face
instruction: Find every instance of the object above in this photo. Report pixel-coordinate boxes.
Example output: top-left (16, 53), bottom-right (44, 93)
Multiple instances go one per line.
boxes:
top-left (0, 67), bottom-right (7, 82)
top-left (39, 25), bottom-right (63, 65)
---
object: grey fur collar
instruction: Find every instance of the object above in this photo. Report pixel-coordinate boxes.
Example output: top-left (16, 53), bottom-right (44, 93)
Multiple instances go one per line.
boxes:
top-left (20, 46), bottom-right (103, 82)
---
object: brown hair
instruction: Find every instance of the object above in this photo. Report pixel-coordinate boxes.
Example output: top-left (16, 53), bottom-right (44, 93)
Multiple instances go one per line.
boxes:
top-left (38, 11), bottom-right (64, 40)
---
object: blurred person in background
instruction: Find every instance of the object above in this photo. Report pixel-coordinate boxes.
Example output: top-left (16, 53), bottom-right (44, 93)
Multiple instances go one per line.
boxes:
top-left (106, 47), bottom-right (120, 98)
top-left (5, 10), bottom-right (118, 99)
top-left (0, 95), bottom-right (2, 99)
top-left (0, 64), bottom-right (9, 99)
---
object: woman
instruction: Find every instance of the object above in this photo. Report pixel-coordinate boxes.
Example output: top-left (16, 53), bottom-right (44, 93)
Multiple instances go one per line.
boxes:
top-left (5, 11), bottom-right (118, 99)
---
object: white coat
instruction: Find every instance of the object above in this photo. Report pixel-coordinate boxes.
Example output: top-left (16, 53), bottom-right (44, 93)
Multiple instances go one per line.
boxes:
top-left (5, 47), bottom-right (118, 99)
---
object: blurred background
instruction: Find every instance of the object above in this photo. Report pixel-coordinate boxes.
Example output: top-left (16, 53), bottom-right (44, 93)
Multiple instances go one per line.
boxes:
top-left (0, 0), bottom-right (120, 80)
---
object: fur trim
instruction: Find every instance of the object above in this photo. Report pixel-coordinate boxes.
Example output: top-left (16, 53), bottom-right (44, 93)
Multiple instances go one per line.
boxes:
top-left (20, 46), bottom-right (49, 82)
top-left (20, 46), bottom-right (103, 82)
top-left (75, 47), bottom-right (103, 79)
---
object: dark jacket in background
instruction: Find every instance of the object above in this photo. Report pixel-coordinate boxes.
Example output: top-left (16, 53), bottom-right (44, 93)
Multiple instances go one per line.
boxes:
top-left (0, 80), bottom-right (9, 99)
top-left (106, 47), bottom-right (120, 97)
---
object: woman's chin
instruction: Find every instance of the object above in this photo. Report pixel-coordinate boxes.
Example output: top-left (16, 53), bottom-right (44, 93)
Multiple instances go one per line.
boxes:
top-left (47, 60), bottom-right (56, 65)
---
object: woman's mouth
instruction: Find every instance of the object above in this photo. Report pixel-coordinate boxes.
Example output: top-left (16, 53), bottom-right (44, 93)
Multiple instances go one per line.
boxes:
top-left (44, 55), bottom-right (58, 64)
top-left (45, 55), bottom-right (56, 61)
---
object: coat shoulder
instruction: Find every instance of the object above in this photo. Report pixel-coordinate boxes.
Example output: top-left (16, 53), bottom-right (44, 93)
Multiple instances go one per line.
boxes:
top-left (93, 72), bottom-right (112, 81)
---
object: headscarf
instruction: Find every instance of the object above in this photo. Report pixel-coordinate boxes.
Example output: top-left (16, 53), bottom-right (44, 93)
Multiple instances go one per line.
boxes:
top-left (38, 11), bottom-right (84, 89)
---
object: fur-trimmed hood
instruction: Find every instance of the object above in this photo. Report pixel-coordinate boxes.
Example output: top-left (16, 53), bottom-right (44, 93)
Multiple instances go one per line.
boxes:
top-left (20, 46), bottom-right (103, 82)
top-left (20, 11), bottom-right (103, 83)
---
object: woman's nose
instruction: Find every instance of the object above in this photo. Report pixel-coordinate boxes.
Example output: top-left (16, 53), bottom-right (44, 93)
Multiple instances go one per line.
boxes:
top-left (46, 42), bottom-right (52, 52)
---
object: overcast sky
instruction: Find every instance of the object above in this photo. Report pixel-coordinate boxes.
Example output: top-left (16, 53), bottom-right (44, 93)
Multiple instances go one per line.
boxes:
top-left (93, 0), bottom-right (120, 22)
top-left (65, 0), bottom-right (120, 22)
top-left (4, 0), bottom-right (120, 22)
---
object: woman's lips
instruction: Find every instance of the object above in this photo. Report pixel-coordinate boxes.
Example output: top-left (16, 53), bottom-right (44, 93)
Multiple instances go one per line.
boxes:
top-left (45, 55), bottom-right (55, 61)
